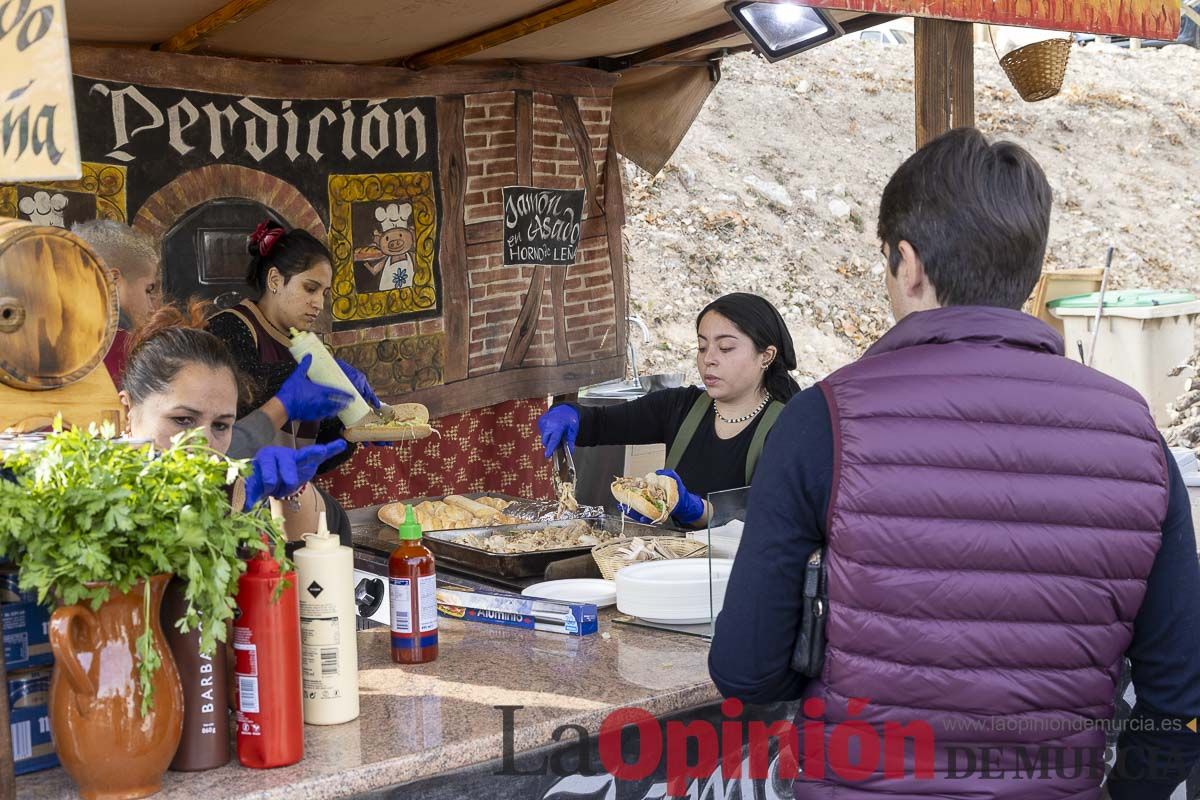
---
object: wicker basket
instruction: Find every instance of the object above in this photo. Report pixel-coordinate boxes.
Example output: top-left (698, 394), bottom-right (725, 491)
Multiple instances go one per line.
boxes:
top-left (998, 38), bottom-right (1073, 102)
top-left (591, 536), bottom-right (709, 581)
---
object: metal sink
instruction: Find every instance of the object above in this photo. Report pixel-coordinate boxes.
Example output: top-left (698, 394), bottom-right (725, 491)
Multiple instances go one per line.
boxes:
top-left (581, 372), bottom-right (686, 399)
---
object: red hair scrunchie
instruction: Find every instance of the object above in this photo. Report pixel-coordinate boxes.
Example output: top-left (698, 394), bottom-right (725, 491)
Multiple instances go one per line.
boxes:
top-left (249, 222), bottom-right (284, 258)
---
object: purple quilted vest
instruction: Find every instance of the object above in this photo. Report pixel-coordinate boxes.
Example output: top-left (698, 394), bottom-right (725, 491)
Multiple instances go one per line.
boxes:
top-left (795, 307), bottom-right (1167, 800)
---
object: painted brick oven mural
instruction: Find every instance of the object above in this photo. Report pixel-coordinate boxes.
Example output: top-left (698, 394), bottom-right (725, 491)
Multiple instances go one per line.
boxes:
top-left (1, 49), bottom-right (630, 506)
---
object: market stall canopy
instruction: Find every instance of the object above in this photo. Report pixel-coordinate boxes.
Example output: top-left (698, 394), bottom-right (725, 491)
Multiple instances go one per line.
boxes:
top-left (62, 0), bottom-right (1180, 171)
top-left (63, 0), bottom-right (878, 173)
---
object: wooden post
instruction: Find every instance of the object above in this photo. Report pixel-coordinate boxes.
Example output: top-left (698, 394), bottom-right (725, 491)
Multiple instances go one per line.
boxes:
top-left (914, 18), bottom-right (975, 148)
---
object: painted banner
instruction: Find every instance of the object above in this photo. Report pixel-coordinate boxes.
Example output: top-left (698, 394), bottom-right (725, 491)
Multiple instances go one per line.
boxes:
top-left (0, 0), bottom-right (80, 181)
top-left (804, 0), bottom-right (1182, 40)
top-left (1, 48), bottom-right (626, 419)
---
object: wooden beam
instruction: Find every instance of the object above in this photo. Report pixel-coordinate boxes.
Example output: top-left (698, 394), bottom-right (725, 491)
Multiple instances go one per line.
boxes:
top-left (554, 95), bottom-right (604, 218)
top-left (501, 267), bottom-right (549, 368)
top-left (406, 355), bottom-right (624, 418)
top-left (437, 96), bottom-right (470, 384)
top-left (72, 46), bottom-right (618, 100)
top-left (604, 141), bottom-right (627, 365)
top-left (502, 89), bottom-right (543, 370)
top-left (404, 0), bottom-right (625, 70)
top-left (914, 18), bottom-right (975, 149)
top-left (466, 216), bottom-right (605, 248)
top-left (158, 0), bottom-right (277, 53)
top-left (620, 21), bottom-right (742, 69)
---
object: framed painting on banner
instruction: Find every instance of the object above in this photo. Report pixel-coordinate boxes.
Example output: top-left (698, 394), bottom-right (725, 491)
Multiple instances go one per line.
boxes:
top-left (327, 172), bottom-right (440, 327)
top-left (0, 163), bottom-right (128, 227)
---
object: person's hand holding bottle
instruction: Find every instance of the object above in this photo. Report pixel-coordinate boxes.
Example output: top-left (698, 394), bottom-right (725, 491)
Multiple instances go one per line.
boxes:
top-left (277, 354), bottom-right (354, 421)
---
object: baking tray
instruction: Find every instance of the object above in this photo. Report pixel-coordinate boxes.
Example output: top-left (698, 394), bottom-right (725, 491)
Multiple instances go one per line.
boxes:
top-left (423, 515), bottom-right (679, 579)
top-left (375, 494), bottom-right (672, 579)
top-left (422, 520), bottom-right (605, 579)
top-left (377, 492), bottom-right (603, 532)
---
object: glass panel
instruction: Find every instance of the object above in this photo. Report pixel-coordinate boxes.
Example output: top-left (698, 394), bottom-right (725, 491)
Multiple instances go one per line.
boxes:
top-left (702, 485), bottom-right (751, 636)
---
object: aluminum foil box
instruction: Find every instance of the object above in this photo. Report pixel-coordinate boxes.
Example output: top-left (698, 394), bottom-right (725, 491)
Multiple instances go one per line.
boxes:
top-left (436, 584), bottom-right (598, 636)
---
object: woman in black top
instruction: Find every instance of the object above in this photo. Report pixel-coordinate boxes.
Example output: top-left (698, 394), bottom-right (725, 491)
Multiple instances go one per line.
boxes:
top-left (537, 293), bottom-right (800, 527)
top-left (208, 222), bottom-right (386, 542)
top-left (208, 222), bottom-right (384, 476)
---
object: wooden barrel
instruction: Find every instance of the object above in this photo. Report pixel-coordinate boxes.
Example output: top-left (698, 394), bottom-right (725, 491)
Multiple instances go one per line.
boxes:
top-left (0, 218), bottom-right (118, 390)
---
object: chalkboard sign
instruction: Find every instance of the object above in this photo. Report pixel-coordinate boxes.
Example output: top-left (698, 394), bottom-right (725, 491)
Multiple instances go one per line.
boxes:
top-left (502, 187), bottom-right (585, 267)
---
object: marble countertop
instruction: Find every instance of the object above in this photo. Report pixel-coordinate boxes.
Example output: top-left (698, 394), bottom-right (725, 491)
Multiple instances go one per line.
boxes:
top-left (17, 612), bottom-right (718, 799)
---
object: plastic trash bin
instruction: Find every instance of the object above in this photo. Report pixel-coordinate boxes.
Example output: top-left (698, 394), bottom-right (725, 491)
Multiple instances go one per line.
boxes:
top-left (1049, 289), bottom-right (1200, 426)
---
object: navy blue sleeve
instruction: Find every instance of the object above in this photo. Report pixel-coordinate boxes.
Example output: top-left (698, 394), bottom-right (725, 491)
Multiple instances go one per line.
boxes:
top-left (1107, 439), bottom-right (1200, 799)
top-left (572, 387), bottom-right (699, 448)
top-left (708, 385), bottom-right (833, 704)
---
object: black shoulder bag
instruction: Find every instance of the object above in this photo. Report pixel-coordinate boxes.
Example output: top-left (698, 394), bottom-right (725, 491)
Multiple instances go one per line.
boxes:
top-left (790, 547), bottom-right (828, 678)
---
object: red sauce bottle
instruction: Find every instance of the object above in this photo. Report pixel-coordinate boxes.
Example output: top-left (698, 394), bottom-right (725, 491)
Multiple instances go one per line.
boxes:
top-left (389, 504), bottom-right (438, 664)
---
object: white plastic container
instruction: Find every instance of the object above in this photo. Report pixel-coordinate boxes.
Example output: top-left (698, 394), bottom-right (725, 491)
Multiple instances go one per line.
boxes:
top-left (287, 328), bottom-right (373, 426)
top-left (294, 513), bottom-right (360, 725)
top-left (1049, 290), bottom-right (1200, 427)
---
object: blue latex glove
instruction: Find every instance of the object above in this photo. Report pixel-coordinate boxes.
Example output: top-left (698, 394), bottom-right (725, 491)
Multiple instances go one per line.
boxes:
top-left (537, 405), bottom-right (580, 459)
top-left (277, 354), bottom-right (353, 422)
top-left (242, 440), bottom-right (348, 511)
top-left (657, 469), bottom-right (705, 525)
top-left (335, 358), bottom-right (380, 408)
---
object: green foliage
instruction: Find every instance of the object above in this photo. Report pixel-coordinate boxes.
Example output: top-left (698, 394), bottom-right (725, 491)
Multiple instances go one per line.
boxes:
top-left (0, 420), bottom-right (290, 716)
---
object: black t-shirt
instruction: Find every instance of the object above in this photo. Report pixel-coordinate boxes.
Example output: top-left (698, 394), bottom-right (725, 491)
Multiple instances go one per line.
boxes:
top-left (571, 386), bottom-right (770, 499)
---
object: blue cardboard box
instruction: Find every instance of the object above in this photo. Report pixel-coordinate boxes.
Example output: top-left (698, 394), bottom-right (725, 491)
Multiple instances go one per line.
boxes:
top-left (8, 704), bottom-right (58, 775)
top-left (3, 601), bottom-right (53, 671)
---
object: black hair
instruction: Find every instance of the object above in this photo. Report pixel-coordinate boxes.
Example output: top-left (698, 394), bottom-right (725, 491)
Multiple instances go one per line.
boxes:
top-left (877, 127), bottom-right (1051, 310)
top-left (244, 221), bottom-right (332, 294)
top-left (124, 301), bottom-right (247, 406)
top-left (696, 293), bottom-right (800, 402)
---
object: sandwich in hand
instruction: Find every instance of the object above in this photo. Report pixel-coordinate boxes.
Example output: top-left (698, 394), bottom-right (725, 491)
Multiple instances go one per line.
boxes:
top-left (610, 473), bottom-right (678, 524)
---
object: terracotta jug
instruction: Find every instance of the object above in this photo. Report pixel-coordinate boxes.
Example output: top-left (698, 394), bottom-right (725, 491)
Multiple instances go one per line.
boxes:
top-left (49, 574), bottom-right (184, 800)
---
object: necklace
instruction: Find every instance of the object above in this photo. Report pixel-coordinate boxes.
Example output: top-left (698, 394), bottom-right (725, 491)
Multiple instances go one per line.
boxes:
top-left (714, 391), bottom-right (770, 425)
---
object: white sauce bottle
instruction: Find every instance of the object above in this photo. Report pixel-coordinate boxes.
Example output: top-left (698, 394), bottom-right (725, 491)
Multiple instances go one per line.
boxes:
top-left (294, 512), bottom-right (361, 725)
top-left (287, 328), bottom-right (373, 426)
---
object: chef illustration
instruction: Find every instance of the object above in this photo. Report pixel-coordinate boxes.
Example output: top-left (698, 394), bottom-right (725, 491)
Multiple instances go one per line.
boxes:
top-left (355, 202), bottom-right (416, 292)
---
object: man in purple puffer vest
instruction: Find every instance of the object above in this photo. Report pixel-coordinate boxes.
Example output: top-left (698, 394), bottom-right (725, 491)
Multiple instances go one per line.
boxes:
top-left (710, 128), bottom-right (1200, 799)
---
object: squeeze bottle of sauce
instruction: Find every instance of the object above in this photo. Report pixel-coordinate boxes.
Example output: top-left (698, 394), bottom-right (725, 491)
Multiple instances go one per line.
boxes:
top-left (389, 505), bottom-right (438, 664)
top-left (294, 512), bottom-right (360, 725)
top-left (233, 505), bottom-right (304, 768)
top-left (287, 328), bottom-right (373, 426)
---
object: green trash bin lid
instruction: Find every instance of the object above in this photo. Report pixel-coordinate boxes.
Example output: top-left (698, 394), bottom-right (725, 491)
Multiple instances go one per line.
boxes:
top-left (1048, 289), bottom-right (1197, 309)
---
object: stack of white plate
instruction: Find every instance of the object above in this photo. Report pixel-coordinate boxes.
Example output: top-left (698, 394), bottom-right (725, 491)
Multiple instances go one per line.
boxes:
top-left (687, 520), bottom-right (744, 560)
top-left (615, 559), bottom-right (735, 625)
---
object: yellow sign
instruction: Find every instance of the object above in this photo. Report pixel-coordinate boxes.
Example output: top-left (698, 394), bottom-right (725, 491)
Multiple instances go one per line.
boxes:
top-left (1188, 718), bottom-right (1198, 733)
top-left (0, 0), bottom-right (80, 182)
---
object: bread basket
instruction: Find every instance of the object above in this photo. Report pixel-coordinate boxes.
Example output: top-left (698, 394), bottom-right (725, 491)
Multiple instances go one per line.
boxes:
top-left (591, 536), bottom-right (708, 581)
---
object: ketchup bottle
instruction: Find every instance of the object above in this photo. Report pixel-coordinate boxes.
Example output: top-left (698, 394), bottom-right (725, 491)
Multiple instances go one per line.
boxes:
top-left (233, 545), bottom-right (304, 768)
top-left (389, 505), bottom-right (438, 664)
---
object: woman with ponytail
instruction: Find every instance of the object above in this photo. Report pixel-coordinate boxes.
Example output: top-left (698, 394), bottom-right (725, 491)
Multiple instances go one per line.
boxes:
top-left (121, 302), bottom-right (348, 541)
top-left (537, 292), bottom-right (798, 528)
